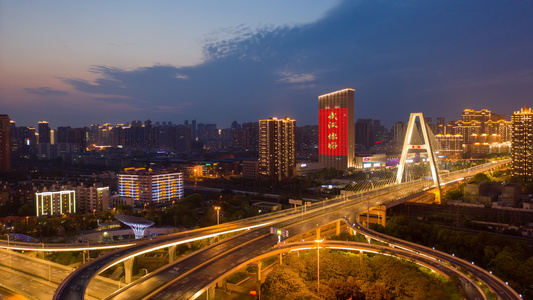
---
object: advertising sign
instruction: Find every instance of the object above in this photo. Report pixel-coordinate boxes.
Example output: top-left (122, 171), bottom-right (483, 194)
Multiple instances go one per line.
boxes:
top-left (319, 108), bottom-right (348, 155)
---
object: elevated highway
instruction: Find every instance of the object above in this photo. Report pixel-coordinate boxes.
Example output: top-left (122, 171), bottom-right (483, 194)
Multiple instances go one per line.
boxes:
top-left (348, 217), bottom-right (521, 300)
top-left (99, 161), bottom-right (515, 300)
top-left (41, 159), bottom-right (513, 299)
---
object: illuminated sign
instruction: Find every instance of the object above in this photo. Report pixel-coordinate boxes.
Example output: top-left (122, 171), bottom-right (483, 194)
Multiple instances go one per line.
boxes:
top-left (319, 108), bottom-right (348, 155)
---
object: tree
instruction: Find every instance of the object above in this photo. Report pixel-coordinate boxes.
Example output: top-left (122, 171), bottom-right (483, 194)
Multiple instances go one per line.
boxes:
top-left (261, 267), bottom-right (309, 300)
top-left (18, 204), bottom-right (35, 216)
top-left (471, 172), bottom-right (491, 182)
top-left (443, 189), bottom-right (462, 202)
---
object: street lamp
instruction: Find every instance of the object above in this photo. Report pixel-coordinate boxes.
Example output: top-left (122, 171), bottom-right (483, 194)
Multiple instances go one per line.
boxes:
top-left (315, 239), bottom-right (324, 294)
top-left (214, 206), bottom-right (220, 225)
top-left (7, 234), bottom-right (11, 268)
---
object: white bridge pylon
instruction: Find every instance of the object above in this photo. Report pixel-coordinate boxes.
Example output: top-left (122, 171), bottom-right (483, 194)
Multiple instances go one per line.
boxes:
top-left (396, 113), bottom-right (442, 201)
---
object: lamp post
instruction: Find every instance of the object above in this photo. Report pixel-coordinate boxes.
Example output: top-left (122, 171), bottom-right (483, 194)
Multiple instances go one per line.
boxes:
top-left (315, 239), bottom-right (323, 294)
top-left (214, 206), bottom-right (220, 225)
top-left (7, 234), bottom-right (11, 268)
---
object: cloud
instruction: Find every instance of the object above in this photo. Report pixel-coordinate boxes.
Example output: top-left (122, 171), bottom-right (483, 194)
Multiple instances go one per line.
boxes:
top-left (277, 71), bottom-right (315, 84)
top-left (59, 0), bottom-right (533, 127)
top-left (24, 87), bottom-right (68, 96)
top-left (175, 73), bottom-right (189, 80)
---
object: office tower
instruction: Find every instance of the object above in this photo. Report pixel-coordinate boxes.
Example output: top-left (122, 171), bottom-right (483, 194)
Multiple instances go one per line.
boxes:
top-left (38, 121), bottom-right (51, 144)
top-left (437, 117), bottom-right (445, 135)
top-left (318, 88), bottom-right (355, 170)
top-left (372, 120), bottom-right (388, 144)
top-left (191, 120), bottom-right (197, 141)
top-left (0, 115), bottom-right (11, 172)
top-left (355, 118), bottom-right (372, 151)
top-left (118, 168), bottom-right (183, 204)
top-left (259, 117), bottom-right (295, 181)
top-left (511, 106), bottom-right (533, 184)
top-left (393, 121), bottom-right (407, 144)
top-left (35, 190), bottom-right (76, 217)
top-left (37, 121), bottom-right (53, 159)
top-left (144, 120), bottom-right (153, 149)
top-left (57, 126), bottom-right (71, 143)
top-left (175, 125), bottom-right (192, 153)
top-left (242, 122), bottom-right (259, 152)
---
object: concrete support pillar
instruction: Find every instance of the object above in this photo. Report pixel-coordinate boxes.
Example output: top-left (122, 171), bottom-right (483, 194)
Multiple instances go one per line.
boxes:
top-left (279, 253), bottom-right (283, 265)
top-left (365, 236), bottom-right (371, 243)
top-left (256, 261), bottom-right (262, 282)
top-left (169, 245), bottom-right (177, 263)
top-left (360, 250), bottom-right (363, 264)
top-left (82, 250), bottom-right (86, 264)
top-left (206, 285), bottom-right (215, 300)
top-left (316, 228), bottom-right (320, 240)
top-left (336, 220), bottom-right (341, 235)
top-left (124, 257), bottom-right (134, 284)
top-left (221, 277), bottom-right (227, 291)
top-left (381, 209), bottom-right (387, 227)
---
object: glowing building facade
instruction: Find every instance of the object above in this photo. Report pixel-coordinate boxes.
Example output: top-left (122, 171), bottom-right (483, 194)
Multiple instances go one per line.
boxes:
top-left (36, 190), bottom-right (76, 217)
top-left (118, 168), bottom-right (183, 204)
top-left (259, 117), bottom-right (295, 181)
top-left (318, 89), bottom-right (354, 170)
top-left (511, 106), bottom-right (533, 184)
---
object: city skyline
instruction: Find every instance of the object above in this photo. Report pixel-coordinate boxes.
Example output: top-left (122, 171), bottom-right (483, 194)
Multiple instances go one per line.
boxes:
top-left (2, 0), bottom-right (533, 129)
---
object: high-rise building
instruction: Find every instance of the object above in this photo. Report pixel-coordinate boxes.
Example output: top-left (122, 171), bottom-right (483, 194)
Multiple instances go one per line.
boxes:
top-left (118, 168), bottom-right (183, 204)
top-left (355, 118), bottom-right (372, 151)
top-left (259, 117), bottom-right (295, 181)
top-left (511, 106), bottom-right (533, 184)
top-left (38, 121), bottom-right (51, 144)
top-left (75, 185), bottom-right (110, 214)
top-left (436, 117), bottom-right (445, 135)
top-left (318, 88), bottom-right (355, 170)
top-left (393, 121), bottom-right (407, 144)
top-left (0, 115), bottom-right (11, 172)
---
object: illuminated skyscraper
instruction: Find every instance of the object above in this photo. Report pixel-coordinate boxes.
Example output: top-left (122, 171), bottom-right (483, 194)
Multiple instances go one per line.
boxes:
top-left (259, 117), bottom-right (295, 181)
top-left (0, 115), bottom-right (11, 172)
top-left (511, 106), bottom-right (533, 184)
top-left (318, 89), bottom-right (354, 170)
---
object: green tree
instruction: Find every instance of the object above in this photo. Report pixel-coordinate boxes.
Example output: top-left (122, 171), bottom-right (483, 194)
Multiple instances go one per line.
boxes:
top-left (261, 267), bottom-right (309, 300)
top-left (471, 172), bottom-right (491, 182)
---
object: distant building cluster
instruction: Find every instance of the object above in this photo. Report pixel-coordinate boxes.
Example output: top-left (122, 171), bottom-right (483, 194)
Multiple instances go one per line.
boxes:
top-left (431, 109), bottom-right (512, 158)
top-left (2, 94), bottom-right (532, 214)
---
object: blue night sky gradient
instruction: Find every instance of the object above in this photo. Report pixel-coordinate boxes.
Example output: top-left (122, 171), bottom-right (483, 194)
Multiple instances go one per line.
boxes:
top-left (1, 0), bottom-right (532, 129)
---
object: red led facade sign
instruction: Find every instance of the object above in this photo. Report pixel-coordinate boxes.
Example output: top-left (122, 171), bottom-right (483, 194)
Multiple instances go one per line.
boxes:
top-left (319, 108), bottom-right (348, 155)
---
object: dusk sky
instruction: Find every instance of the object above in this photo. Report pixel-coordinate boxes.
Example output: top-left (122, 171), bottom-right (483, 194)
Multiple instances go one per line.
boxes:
top-left (1, 0), bottom-right (532, 130)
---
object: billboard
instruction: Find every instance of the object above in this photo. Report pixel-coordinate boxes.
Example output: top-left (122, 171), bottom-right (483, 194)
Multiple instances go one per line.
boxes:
top-left (319, 108), bottom-right (348, 155)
